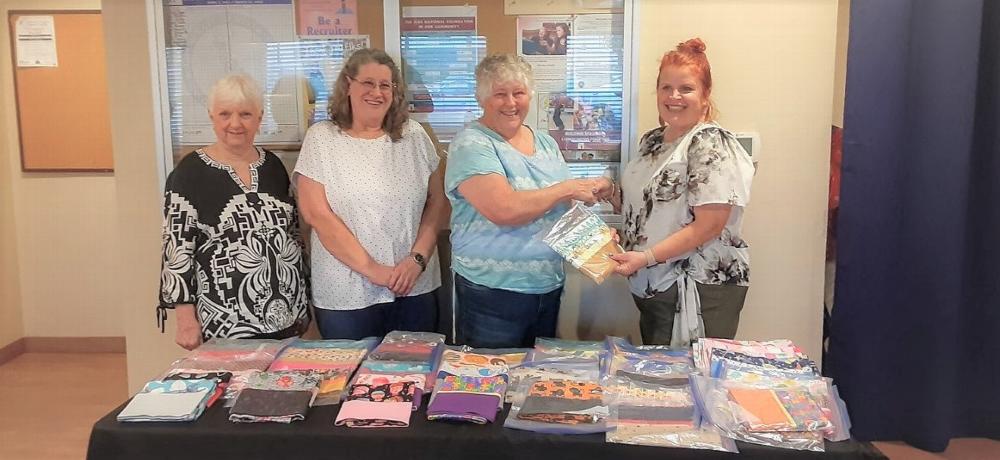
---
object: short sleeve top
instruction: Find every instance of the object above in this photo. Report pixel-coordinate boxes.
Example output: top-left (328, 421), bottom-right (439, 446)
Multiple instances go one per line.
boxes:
top-left (620, 122), bottom-right (756, 298)
top-left (293, 120), bottom-right (442, 310)
top-left (445, 121), bottom-right (571, 294)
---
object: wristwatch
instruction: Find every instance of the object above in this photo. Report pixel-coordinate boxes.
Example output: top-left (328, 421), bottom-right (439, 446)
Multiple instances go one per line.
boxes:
top-left (410, 252), bottom-right (427, 272)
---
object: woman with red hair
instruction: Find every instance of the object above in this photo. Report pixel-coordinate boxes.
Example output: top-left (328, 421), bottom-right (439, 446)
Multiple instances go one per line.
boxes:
top-left (610, 38), bottom-right (756, 346)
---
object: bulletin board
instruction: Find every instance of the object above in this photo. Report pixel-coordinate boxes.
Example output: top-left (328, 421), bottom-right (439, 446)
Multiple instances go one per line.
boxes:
top-left (8, 11), bottom-right (113, 172)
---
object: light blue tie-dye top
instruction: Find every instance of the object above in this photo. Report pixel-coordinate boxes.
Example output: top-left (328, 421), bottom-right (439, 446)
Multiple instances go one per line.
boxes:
top-left (445, 121), bottom-right (571, 294)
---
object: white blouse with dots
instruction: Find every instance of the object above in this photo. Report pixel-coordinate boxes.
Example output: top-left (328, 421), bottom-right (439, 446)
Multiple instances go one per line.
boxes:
top-left (293, 120), bottom-right (441, 310)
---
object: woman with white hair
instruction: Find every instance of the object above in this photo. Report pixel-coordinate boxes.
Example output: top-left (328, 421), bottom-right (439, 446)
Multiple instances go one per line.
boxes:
top-left (445, 54), bottom-right (613, 348)
top-left (158, 74), bottom-right (310, 349)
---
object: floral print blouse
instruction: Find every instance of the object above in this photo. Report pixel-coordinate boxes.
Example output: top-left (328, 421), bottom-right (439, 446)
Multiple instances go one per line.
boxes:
top-left (620, 122), bottom-right (756, 298)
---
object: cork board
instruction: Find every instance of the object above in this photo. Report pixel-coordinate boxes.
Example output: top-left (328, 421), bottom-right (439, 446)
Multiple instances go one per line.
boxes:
top-left (9, 11), bottom-right (113, 172)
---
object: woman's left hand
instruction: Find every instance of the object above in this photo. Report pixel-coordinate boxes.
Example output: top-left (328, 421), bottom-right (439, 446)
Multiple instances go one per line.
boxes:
top-left (389, 257), bottom-right (422, 296)
top-left (610, 251), bottom-right (646, 276)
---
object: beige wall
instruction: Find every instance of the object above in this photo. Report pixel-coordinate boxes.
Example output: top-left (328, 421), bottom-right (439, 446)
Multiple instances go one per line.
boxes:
top-left (636, 0), bottom-right (838, 362)
top-left (102, 0), bottom-right (185, 392)
top-left (833, 0), bottom-right (850, 127)
top-left (111, 0), bottom-right (841, 389)
top-left (0, 0), bottom-right (121, 339)
top-left (0, 55), bottom-right (22, 347)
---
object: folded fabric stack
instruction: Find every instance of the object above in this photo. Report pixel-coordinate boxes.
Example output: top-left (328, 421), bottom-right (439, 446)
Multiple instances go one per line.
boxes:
top-left (506, 358), bottom-right (601, 404)
top-left (692, 338), bottom-right (852, 452)
top-left (162, 371), bottom-right (232, 408)
top-left (117, 379), bottom-right (217, 422)
top-left (335, 373), bottom-right (425, 428)
top-left (267, 338), bottom-right (377, 405)
top-left (165, 338), bottom-right (293, 403)
top-left (228, 371), bottom-right (321, 423)
top-left (505, 337), bottom-right (605, 404)
top-left (354, 331), bottom-right (445, 395)
top-left (693, 338), bottom-right (805, 375)
top-left (427, 349), bottom-right (517, 424)
top-left (531, 337), bottom-right (606, 362)
top-left (600, 337), bottom-right (736, 452)
top-left (505, 378), bottom-right (610, 434)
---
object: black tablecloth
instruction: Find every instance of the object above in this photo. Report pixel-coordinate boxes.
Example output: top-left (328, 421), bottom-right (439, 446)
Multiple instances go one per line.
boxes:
top-left (88, 401), bottom-right (886, 460)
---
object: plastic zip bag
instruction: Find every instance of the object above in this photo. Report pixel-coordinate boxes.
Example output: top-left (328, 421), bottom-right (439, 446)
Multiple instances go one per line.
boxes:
top-left (691, 374), bottom-right (828, 451)
top-left (605, 379), bottom-right (736, 452)
top-left (507, 358), bottom-right (601, 404)
top-left (504, 376), bottom-right (610, 435)
top-left (539, 202), bottom-right (623, 284)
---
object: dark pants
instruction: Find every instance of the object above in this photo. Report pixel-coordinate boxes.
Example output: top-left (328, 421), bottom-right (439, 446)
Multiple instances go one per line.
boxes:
top-left (632, 282), bottom-right (748, 345)
top-left (315, 289), bottom-right (439, 340)
top-left (454, 274), bottom-right (562, 348)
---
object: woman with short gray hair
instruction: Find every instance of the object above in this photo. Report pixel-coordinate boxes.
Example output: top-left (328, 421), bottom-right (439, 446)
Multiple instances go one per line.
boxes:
top-left (158, 74), bottom-right (310, 349)
top-left (444, 54), bottom-right (613, 348)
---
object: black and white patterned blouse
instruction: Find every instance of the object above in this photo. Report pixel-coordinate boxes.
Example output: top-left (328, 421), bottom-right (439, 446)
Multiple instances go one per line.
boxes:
top-left (620, 123), bottom-right (756, 298)
top-left (158, 148), bottom-right (309, 339)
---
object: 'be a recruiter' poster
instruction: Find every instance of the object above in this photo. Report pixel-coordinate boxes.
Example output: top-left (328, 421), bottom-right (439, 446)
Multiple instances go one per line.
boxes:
top-left (297, 0), bottom-right (358, 38)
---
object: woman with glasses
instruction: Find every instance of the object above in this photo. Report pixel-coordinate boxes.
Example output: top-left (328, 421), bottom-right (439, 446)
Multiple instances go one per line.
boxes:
top-left (294, 48), bottom-right (449, 339)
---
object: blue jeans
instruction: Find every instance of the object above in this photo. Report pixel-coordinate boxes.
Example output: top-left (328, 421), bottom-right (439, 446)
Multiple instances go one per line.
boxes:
top-left (315, 289), bottom-right (439, 340)
top-left (454, 274), bottom-right (562, 348)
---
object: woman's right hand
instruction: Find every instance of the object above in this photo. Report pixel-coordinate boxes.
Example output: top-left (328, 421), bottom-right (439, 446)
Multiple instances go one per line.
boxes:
top-left (174, 304), bottom-right (203, 351)
top-left (562, 178), bottom-right (599, 205)
top-left (365, 262), bottom-right (396, 289)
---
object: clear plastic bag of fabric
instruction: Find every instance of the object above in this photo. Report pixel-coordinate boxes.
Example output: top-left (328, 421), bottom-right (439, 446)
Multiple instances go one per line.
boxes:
top-left (267, 338), bottom-right (378, 406)
top-left (709, 348), bottom-right (818, 378)
top-left (163, 338), bottom-right (296, 403)
top-left (719, 369), bottom-right (850, 441)
top-left (693, 338), bottom-right (805, 374)
top-left (606, 336), bottom-right (692, 362)
top-left (352, 331), bottom-right (446, 395)
top-left (533, 337), bottom-right (607, 361)
top-left (504, 376), bottom-right (610, 435)
top-left (607, 419), bottom-right (739, 452)
top-left (369, 331), bottom-right (446, 361)
top-left (691, 374), bottom-right (828, 451)
top-left (166, 338), bottom-right (294, 373)
top-left (507, 358), bottom-right (601, 404)
top-left (605, 380), bottom-right (736, 453)
top-left (604, 355), bottom-right (693, 388)
top-left (828, 385), bottom-right (853, 442)
top-left (539, 203), bottom-right (623, 284)
top-left (435, 347), bottom-right (524, 378)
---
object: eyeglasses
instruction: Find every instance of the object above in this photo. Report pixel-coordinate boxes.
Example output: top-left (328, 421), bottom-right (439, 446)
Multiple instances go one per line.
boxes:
top-left (349, 76), bottom-right (395, 93)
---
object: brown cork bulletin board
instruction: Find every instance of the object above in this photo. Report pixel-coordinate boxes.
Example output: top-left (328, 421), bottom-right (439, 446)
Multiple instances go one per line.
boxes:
top-left (9, 10), bottom-right (113, 172)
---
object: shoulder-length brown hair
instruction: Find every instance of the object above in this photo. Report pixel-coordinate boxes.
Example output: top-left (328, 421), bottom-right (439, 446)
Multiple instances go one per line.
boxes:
top-left (328, 48), bottom-right (409, 141)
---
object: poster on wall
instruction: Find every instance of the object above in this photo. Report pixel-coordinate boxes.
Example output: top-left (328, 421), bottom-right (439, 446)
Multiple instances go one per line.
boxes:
top-left (296, 0), bottom-right (358, 38)
top-left (166, 0), bottom-right (303, 145)
top-left (401, 5), bottom-right (482, 143)
top-left (15, 15), bottom-right (58, 67)
top-left (517, 15), bottom-right (569, 84)
top-left (520, 14), bottom-right (623, 154)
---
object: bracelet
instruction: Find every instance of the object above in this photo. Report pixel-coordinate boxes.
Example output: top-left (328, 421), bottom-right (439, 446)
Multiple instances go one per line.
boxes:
top-left (643, 248), bottom-right (657, 267)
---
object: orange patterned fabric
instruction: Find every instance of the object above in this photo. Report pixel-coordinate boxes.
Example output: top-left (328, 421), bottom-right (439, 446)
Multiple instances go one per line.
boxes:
top-left (527, 380), bottom-right (602, 400)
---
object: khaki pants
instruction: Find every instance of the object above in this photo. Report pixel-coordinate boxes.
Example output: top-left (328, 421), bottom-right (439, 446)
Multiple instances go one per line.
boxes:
top-left (632, 282), bottom-right (749, 345)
